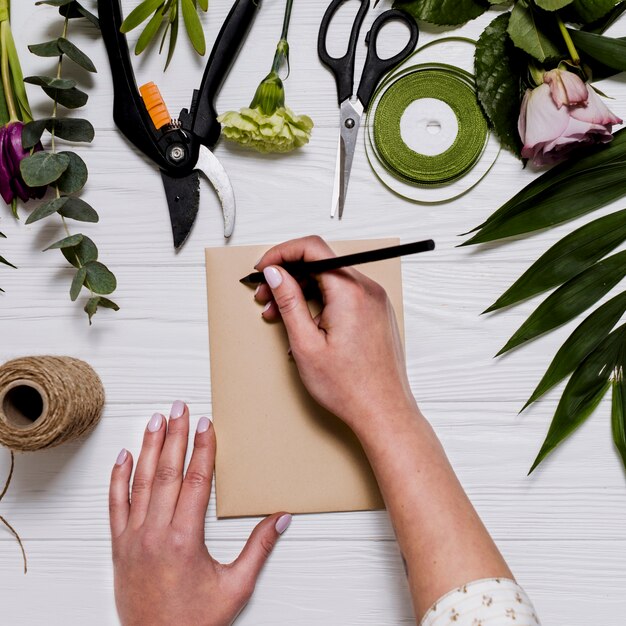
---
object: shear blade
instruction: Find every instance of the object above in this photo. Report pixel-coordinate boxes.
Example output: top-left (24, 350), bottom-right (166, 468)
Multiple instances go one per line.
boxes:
top-left (161, 169), bottom-right (200, 250)
top-left (195, 145), bottom-right (236, 238)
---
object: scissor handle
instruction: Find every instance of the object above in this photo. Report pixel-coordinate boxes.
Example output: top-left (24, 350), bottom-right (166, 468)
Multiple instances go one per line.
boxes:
top-left (318, 0), bottom-right (370, 105)
top-left (97, 0), bottom-right (170, 170)
top-left (191, 0), bottom-right (261, 148)
top-left (356, 9), bottom-right (419, 110)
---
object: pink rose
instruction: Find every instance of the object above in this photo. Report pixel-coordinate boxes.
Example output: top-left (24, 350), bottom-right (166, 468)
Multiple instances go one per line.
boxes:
top-left (518, 69), bottom-right (622, 166)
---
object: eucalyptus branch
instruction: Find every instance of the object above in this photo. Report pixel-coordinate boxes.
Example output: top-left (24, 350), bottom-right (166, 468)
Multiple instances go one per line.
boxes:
top-left (19, 0), bottom-right (119, 323)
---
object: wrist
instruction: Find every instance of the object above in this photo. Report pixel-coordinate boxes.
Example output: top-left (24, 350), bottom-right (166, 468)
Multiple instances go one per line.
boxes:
top-left (348, 400), bottom-right (427, 445)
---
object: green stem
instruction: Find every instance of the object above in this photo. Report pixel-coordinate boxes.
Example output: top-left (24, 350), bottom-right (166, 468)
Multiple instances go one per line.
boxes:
top-left (0, 22), bottom-right (17, 121)
top-left (280, 0), bottom-right (293, 42)
top-left (556, 14), bottom-right (580, 65)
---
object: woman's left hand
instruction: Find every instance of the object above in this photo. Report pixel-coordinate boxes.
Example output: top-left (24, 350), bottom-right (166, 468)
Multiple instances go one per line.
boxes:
top-left (109, 401), bottom-right (291, 626)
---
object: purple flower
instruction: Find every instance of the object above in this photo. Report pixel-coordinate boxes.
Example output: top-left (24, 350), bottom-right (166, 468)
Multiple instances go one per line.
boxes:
top-left (0, 121), bottom-right (46, 205)
top-left (518, 69), bottom-right (622, 167)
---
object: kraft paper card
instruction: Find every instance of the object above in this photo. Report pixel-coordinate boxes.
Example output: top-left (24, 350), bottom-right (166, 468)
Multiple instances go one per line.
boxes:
top-left (205, 239), bottom-right (403, 518)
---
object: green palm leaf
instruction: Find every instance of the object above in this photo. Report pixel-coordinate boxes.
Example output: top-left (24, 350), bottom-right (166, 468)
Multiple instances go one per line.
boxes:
top-left (529, 324), bottom-right (626, 473)
top-left (465, 161), bottom-right (626, 245)
top-left (612, 371), bottom-right (626, 471)
top-left (498, 250), bottom-right (626, 355)
top-left (120, 0), bottom-right (164, 32)
top-left (461, 127), bottom-right (626, 239)
top-left (486, 208), bottom-right (626, 312)
top-left (523, 291), bottom-right (626, 410)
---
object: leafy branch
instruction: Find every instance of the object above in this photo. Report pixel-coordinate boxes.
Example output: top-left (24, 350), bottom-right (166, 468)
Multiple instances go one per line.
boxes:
top-left (121, 0), bottom-right (209, 71)
top-left (20, 0), bottom-right (119, 323)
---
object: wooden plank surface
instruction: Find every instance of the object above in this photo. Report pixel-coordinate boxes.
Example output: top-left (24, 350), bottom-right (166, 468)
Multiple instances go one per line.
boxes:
top-left (2, 1), bottom-right (626, 624)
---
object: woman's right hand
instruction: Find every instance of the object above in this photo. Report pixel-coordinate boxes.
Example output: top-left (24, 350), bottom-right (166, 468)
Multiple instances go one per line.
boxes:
top-left (254, 236), bottom-right (419, 435)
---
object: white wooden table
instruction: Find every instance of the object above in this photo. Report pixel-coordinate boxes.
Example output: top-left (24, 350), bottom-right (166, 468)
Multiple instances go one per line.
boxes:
top-left (2, 2), bottom-right (626, 624)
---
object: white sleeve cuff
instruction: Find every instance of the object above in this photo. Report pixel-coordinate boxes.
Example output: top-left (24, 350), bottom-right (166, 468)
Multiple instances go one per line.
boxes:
top-left (420, 578), bottom-right (541, 626)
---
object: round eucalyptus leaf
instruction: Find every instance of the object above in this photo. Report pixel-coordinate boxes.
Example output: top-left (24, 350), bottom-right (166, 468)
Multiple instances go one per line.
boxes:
top-left (20, 151), bottom-right (70, 187)
top-left (56, 151), bottom-right (88, 194)
top-left (62, 235), bottom-right (98, 268)
top-left (84, 261), bottom-right (117, 295)
top-left (42, 86), bottom-right (88, 109)
top-left (58, 37), bottom-right (97, 73)
top-left (24, 75), bottom-right (76, 89)
top-left (70, 265), bottom-right (87, 301)
top-left (58, 197), bottom-right (99, 222)
top-left (28, 39), bottom-right (62, 57)
top-left (48, 118), bottom-right (95, 143)
top-left (22, 119), bottom-right (50, 149)
top-left (25, 196), bottom-right (69, 225)
top-left (44, 233), bottom-right (84, 251)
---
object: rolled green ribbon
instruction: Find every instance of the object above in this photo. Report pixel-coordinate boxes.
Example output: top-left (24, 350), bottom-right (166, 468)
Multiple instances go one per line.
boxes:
top-left (372, 65), bottom-right (488, 187)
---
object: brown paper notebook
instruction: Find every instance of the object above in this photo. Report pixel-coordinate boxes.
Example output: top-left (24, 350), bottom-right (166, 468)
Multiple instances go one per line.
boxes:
top-left (205, 239), bottom-right (403, 518)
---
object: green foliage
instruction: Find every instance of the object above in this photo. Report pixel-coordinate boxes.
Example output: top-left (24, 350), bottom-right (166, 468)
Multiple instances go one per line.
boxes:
top-left (20, 152), bottom-right (70, 187)
top-left (62, 235), bottom-right (98, 267)
top-left (392, 0), bottom-right (489, 26)
top-left (56, 151), bottom-right (88, 194)
top-left (611, 373), bottom-right (626, 471)
top-left (43, 85), bottom-right (88, 108)
top-left (528, 325), bottom-right (626, 473)
top-left (70, 265), bottom-right (86, 301)
top-left (485, 208), bottom-right (626, 312)
top-left (523, 292), bottom-right (626, 409)
top-left (43, 233), bottom-right (84, 250)
top-left (58, 197), bottom-right (99, 222)
top-left (120, 0), bottom-right (208, 69)
top-left (497, 250), bottom-right (626, 355)
top-left (572, 0), bottom-right (622, 23)
top-left (535, 0), bottom-right (573, 10)
top-left (465, 128), bottom-right (626, 473)
top-left (58, 38), bottom-right (97, 73)
top-left (181, 0), bottom-right (206, 55)
top-left (24, 196), bottom-right (68, 224)
top-left (84, 296), bottom-right (119, 325)
top-left (508, 0), bottom-right (564, 62)
top-left (569, 28), bottom-right (626, 70)
top-left (23, 3), bottom-right (118, 322)
top-left (84, 261), bottom-right (117, 294)
top-left (475, 13), bottom-right (524, 156)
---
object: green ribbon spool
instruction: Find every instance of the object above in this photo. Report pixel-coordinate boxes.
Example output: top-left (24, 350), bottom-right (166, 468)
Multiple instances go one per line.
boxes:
top-left (372, 64), bottom-right (489, 187)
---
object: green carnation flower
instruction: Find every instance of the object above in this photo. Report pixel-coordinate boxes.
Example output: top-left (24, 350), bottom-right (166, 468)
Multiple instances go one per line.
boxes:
top-left (217, 3), bottom-right (314, 154)
top-left (218, 72), bottom-right (313, 153)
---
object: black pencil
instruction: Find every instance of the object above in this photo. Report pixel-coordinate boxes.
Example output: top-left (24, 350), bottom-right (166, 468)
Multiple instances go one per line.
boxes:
top-left (239, 239), bottom-right (435, 286)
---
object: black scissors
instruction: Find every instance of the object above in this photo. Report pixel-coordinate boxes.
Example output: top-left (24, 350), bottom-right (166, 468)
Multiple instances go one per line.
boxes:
top-left (98, 0), bottom-right (261, 249)
top-left (318, 0), bottom-right (418, 219)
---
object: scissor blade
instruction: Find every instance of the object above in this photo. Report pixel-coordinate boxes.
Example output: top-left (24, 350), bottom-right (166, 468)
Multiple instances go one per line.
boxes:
top-left (337, 99), bottom-right (363, 219)
top-left (161, 170), bottom-right (200, 250)
top-left (195, 145), bottom-right (236, 238)
top-left (330, 134), bottom-right (343, 218)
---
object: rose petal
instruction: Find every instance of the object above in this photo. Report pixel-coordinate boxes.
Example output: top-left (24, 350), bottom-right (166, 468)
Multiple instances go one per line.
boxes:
top-left (544, 69), bottom-right (588, 108)
top-left (570, 87), bottom-right (623, 126)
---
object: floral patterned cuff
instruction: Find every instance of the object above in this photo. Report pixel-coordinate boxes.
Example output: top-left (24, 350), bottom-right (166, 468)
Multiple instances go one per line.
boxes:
top-left (420, 578), bottom-right (541, 625)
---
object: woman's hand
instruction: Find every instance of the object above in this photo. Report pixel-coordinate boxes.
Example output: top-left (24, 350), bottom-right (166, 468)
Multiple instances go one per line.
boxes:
top-left (255, 236), bottom-right (418, 435)
top-left (109, 401), bottom-right (291, 626)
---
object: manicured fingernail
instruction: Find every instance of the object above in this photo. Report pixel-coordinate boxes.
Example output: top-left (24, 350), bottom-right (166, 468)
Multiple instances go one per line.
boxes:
top-left (263, 266), bottom-right (282, 289)
top-left (262, 301), bottom-right (272, 315)
top-left (170, 400), bottom-right (185, 419)
top-left (254, 256), bottom-right (262, 268)
top-left (196, 416), bottom-right (212, 433)
top-left (115, 448), bottom-right (128, 466)
top-left (275, 513), bottom-right (292, 535)
top-left (147, 412), bottom-right (163, 432)
top-left (253, 284), bottom-right (261, 297)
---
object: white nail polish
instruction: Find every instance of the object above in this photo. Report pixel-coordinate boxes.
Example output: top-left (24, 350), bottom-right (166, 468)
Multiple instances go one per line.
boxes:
top-left (262, 301), bottom-right (272, 314)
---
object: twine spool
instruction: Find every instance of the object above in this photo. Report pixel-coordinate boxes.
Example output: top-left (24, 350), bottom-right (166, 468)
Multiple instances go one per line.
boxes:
top-left (0, 356), bottom-right (104, 451)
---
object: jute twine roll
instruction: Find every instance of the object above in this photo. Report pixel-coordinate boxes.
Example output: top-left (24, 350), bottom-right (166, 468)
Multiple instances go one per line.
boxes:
top-left (0, 356), bottom-right (104, 451)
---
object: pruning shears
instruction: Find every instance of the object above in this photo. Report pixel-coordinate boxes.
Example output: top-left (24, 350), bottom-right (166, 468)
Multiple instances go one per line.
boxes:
top-left (98, 0), bottom-right (261, 249)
